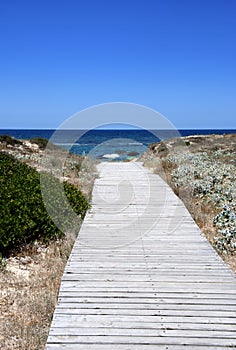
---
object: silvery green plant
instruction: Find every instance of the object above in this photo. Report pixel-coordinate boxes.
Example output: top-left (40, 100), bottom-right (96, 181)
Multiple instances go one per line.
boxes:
top-left (213, 204), bottom-right (236, 254)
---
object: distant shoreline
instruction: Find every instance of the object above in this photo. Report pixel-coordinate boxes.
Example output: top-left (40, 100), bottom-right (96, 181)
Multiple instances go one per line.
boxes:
top-left (0, 129), bottom-right (235, 161)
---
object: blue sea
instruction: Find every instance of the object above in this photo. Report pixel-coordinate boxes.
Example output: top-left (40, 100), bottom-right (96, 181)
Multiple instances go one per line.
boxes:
top-left (0, 129), bottom-right (235, 161)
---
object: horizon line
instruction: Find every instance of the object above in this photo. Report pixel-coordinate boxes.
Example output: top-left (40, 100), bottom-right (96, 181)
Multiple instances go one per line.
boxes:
top-left (0, 127), bottom-right (235, 131)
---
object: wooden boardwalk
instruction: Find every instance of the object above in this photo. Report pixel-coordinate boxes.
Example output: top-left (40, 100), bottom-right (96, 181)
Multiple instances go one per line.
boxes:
top-left (45, 162), bottom-right (236, 350)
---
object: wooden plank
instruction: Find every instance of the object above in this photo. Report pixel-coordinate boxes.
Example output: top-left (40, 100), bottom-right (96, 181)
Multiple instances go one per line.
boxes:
top-left (55, 302), bottom-right (236, 311)
top-left (58, 281), bottom-right (236, 291)
top-left (58, 281), bottom-right (236, 290)
top-left (45, 345), bottom-right (236, 350)
top-left (46, 334), bottom-right (236, 346)
top-left (61, 274), bottom-right (234, 283)
top-left (48, 322), bottom-right (236, 331)
top-left (47, 328), bottom-right (236, 338)
top-left (53, 308), bottom-right (236, 318)
top-left (50, 313), bottom-right (236, 325)
top-left (58, 291), bottom-right (236, 299)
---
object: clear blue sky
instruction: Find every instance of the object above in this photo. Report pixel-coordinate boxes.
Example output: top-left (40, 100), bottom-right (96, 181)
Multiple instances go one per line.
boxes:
top-left (0, 0), bottom-right (235, 129)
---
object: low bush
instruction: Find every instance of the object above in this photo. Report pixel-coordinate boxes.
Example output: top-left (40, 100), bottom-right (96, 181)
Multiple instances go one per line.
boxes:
top-left (0, 152), bottom-right (90, 254)
top-left (0, 135), bottom-right (23, 146)
top-left (214, 204), bottom-right (236, 254)
top-left (29, 137), bottom-right (60, 150)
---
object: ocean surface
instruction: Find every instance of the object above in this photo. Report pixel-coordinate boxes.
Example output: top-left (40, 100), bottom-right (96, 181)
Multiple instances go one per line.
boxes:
top-left (1, 129), bottom-right (235, 161)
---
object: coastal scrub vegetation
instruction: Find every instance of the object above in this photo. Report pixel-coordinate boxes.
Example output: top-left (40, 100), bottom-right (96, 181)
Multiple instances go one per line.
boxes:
top-left (29, 137), bottom-right (62, 150)
top-left (0, 136), bottom-right (97, 349)
top-left (0, 135), bottom-right (23, 146)
top-left (0, 152), bottom-right (90, 254)
top-left (141, 134), bottom-right (236, 269)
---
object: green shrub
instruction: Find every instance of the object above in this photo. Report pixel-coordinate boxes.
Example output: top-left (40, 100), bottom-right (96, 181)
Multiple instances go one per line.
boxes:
top-left (40, 172), bottom-right (90, 235)
top-left (29, 137), bottom-right (60, 150)
top-left (0, 135), bottom-right (23, 146)
top-left (213, 204), bottom-right (236, 254)
top-left (0, 152), bottom-right (90, 254)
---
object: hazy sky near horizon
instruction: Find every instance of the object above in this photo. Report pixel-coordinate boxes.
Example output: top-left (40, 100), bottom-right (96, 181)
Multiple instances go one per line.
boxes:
top-left (0, 0), bottom-right (235, 129)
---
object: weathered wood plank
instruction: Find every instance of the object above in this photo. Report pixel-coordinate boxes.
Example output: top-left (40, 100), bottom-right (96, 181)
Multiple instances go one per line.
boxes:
top-left (58, 285), bottom-right (236, 295)
top-left (61, 275), bottom-right (235, 283)
top-left (53, 308), bottom-right (236, 318)
top-left (58, 291), bottom-right (236, 299)
top-left (49, 322), bottom-right (236, 331)
top-left (55, 302), bottom-right (236, 311)
top-left (47, 328), bottom-right (236, 338)
top-left (45, 345), bottom-right (235, 350)
top-left (50, 313), bottom-right (236, 326)
top-left (46, 334), bottom-right (236, 346)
